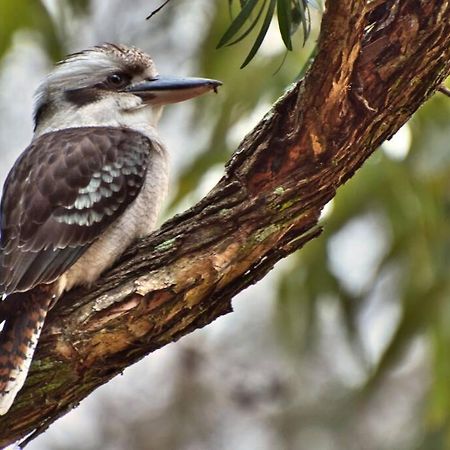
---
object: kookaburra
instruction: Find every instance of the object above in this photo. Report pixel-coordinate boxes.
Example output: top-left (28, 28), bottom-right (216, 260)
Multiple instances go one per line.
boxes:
top-left (0, 43), bottom-right (221, 414)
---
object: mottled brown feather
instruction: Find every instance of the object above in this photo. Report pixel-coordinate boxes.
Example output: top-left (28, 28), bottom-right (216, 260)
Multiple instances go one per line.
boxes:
top-left (0, 287), bottom-right (52, 413)
top-left (0, 126), bottom-right (153, 294)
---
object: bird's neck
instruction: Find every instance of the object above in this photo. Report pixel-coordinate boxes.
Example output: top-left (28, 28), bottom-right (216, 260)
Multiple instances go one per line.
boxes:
top-left (33, 96), bottom-right (163, 143)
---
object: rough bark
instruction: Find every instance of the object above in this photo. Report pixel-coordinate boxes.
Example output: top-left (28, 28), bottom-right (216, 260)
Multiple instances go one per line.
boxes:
top-left (1, 0), bottom-right (449, 446)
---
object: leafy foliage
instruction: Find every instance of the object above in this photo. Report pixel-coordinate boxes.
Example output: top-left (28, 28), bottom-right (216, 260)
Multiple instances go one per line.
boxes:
top-left (218, 0), bottom-right (312, 67)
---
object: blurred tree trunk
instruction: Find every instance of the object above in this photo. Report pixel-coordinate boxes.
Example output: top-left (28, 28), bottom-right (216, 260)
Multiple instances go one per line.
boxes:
top-left (1, 0), bottom-right (449, 446)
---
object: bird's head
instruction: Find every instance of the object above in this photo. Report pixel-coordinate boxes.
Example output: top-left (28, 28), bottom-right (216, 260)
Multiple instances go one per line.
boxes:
top-left (33, 43), bottom-right (221, 134)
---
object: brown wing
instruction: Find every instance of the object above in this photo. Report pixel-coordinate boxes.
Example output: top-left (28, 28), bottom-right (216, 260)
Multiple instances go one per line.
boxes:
top-left (0, 126), bottom-right (152, 294)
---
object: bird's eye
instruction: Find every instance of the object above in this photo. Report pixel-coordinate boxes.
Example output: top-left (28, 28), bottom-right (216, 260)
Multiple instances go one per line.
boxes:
top-left (106, 73), bottom-right (127, 88)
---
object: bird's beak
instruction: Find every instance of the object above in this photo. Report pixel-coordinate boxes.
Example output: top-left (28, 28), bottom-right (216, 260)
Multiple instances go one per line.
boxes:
top-left (126, 76), bottom-right (222, 105)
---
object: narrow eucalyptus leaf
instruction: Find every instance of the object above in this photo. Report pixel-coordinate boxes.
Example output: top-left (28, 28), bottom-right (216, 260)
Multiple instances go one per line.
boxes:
top-left (277, 0), bottom-right (293, 50)
top-left (241, 0), bottom-right (276, 68)
top-left (227, 0), bottom-right (268, 46)
top-left (297, 0), bottom-right (311, 44)
top-left (217, 0), bottom-right (259, 48)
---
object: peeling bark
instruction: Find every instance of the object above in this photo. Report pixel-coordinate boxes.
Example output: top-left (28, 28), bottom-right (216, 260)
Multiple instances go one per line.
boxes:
top-left (0, 0), bottom-right (449, 446)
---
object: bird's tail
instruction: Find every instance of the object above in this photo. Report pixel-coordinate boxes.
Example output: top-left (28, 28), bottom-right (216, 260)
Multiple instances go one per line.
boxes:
top-left (0, 289), bottom-right (51, 415)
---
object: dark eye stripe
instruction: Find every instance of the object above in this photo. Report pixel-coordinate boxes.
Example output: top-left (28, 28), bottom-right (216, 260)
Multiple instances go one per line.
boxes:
top-left (64, 72), bottom-right (132, 107)
top-left (65, 87), bottom-right (101, 107)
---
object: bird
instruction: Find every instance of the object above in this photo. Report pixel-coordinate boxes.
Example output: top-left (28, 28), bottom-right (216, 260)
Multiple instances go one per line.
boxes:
top-left (0, 43), bottom-right (221, 415)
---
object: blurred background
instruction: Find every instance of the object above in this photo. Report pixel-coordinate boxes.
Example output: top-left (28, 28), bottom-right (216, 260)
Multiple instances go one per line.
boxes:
top-left (0, 1), bottom-right (449, 449)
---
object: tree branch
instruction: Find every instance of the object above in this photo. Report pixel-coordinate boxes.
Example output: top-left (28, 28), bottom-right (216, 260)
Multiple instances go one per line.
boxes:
top-left (0, 0), bottom-right (449, 446)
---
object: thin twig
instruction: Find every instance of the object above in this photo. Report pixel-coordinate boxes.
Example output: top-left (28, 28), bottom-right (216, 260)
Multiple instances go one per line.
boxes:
top-left (437, 84), bottom-right (450, 98)
top-left (146, 0), bottom-right (171, 20)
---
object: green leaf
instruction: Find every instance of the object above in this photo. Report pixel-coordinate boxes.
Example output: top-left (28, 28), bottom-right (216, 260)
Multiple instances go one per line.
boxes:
top-left (277, 0), bottom-right (292, 50)
top-left (293, 0), bottom-right (311, 44)
top-left (226, 0), bottom-right (268, 46)
top-left (240, 0), bottom-right (276, 68)
top-left (218, 0), bottom-right (313, 68)
top-left (217, 0), bottom-right (259, 48)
